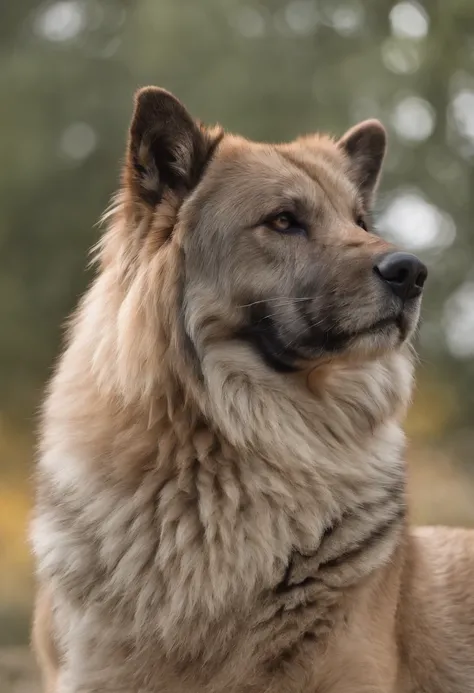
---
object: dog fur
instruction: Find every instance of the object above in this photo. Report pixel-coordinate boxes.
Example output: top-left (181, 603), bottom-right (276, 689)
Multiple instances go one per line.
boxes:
top-left (31, 87), bottom-right (474, 693)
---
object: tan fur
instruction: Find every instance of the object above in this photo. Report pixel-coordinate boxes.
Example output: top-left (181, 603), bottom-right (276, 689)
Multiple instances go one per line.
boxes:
top-left (30, 88), bottom-right (474, 693)
top-left (32, 587), bottom-right (58, 693)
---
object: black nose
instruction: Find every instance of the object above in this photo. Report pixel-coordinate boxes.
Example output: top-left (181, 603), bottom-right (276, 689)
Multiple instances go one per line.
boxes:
top-left (374, 252), bottom-right (427, 300)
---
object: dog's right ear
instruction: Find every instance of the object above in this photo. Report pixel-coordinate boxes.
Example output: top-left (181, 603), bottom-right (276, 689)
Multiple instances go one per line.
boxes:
top-left (125, 87), bottom-right (222, 206)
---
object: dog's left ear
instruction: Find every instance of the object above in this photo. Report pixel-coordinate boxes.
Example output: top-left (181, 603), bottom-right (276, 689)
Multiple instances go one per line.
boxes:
top-left (338, 120), bottom-right (387, 206)
top-left (126, 86), bottom-right (223, 206)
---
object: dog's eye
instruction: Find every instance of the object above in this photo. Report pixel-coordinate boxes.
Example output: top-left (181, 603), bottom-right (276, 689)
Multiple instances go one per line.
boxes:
top-left (267, 213), bottom-right (306, 236)
top-left (356, 216), bottom-right (368, 231)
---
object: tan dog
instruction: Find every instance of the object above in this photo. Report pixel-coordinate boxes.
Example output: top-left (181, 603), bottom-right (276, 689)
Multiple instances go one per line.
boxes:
top-left (31, 87), bottom-right (474, 693)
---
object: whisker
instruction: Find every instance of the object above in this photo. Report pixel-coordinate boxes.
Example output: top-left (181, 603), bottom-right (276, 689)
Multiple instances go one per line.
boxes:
top-left (252, 309), bottom-right (297, 323)
top-left (237, 297), bottom-right (313, 309)
top-left (250, 307), bottom-right (326, 326)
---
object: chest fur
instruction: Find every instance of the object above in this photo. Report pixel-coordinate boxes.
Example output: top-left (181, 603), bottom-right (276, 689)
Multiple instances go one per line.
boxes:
top-left (32, 421), bottom-right (405, 690)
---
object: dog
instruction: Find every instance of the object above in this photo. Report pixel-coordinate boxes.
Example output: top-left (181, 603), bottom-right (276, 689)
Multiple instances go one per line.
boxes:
top-left (31, 86), bottom-right (474, 692)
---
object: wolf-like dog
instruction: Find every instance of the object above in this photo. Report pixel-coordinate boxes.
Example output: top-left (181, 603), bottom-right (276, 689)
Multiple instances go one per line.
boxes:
top-left (31, 87), bottom-right (474, 693)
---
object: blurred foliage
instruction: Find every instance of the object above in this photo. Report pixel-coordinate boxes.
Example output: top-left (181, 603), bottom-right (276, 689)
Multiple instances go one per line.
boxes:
top-left (1, 0), bottom-right (474, 644)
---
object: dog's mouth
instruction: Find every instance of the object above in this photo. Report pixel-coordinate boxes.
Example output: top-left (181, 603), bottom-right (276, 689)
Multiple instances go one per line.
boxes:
top-left (358, 314), bottom-right (398, 335)
top-left (353, 310), bottom-right (415, 343)
top-left (298, 308), bottom-right (417, 360)
top-left (320, 312), bottom-right (402, 347)
top-left (355, 313), bottom-right (405, 338)
top-left (240, 301), bottom-right (418, 373)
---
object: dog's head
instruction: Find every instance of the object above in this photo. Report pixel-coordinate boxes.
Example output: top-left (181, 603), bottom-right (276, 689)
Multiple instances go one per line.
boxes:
top-left (118, 87), bottom-right (426, 383)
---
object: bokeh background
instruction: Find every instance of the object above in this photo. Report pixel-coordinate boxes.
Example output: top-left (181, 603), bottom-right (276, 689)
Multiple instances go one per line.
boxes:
top-left (1, 0), bottom-right (474, 683)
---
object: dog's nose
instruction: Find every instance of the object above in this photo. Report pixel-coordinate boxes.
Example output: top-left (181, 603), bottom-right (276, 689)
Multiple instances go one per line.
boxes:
top-left (374, 252), bottom-right (427, 300)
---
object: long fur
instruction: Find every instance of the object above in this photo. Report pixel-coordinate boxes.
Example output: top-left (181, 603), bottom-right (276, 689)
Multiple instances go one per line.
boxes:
top-left (31, 90), bottom-right (474, 693)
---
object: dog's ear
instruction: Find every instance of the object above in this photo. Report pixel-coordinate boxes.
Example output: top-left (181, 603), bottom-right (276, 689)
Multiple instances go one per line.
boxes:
top-left (338, 119), bottom-right (387, 206)
top-left (126, 86), bottom-right (223, 206)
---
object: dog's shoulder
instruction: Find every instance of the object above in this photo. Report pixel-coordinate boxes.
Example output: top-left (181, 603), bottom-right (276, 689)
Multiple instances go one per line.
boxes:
top-left (398, 526), bottom-right (474, 692)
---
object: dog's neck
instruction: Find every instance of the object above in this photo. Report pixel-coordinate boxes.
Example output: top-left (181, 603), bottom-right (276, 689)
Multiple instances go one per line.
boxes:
top-left (199, 339), bottom-right (412, 476)
top-left (189, 341), bottom-right (412, 649)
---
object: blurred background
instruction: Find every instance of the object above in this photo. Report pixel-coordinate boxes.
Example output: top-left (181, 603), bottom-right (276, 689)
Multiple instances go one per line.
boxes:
top-left (1, 0), bottom-right (474, 684)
